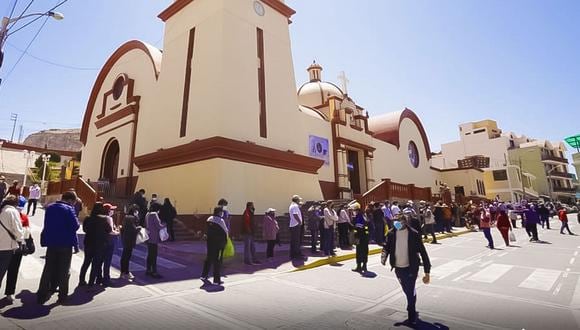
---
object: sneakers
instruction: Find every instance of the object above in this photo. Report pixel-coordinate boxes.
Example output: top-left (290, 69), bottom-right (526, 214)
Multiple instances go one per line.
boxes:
top-left (5, 295), bottom-right (14, 303)
top-left (120, 272), bottom-right (135, 280)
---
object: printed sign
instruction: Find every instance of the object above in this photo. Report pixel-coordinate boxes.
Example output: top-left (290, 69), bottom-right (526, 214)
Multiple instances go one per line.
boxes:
top-left (309, 135), bottom-right (330, 165)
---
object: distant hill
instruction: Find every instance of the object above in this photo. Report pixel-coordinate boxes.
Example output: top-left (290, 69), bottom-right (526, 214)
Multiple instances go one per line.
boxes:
top-left (23, 129), bottom-right (82, 152)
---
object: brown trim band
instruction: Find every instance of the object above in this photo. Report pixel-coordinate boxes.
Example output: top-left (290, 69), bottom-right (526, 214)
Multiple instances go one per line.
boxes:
top-left (96, 120), bottom-right (134, 138)
top-left (158, 0), bottom-right (296, 22)
top-left (134, 136), bottom-right (324, 174)
top-left (430, 166), bottom-right (484, 173)
top-left (95, 104), bottom-right (137, 129)
top-left (0, 140), bottom-right (77, 157)
top-left (257, 27), bottom-right (267, 138)
top-left (336, 137), bottom-right (376, 152)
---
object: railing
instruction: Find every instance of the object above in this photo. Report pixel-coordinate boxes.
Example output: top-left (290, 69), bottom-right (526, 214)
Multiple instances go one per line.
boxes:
top-left (548, 171), bottom-right (571, 178)
top-left (358, 179), bottom-right (432, 206)
top-left (46, 177), bottom-right (98, 210)
top-left (553, 186), bottom-right (576, 193)
top-left (541, 154), bottom-right (568, 163)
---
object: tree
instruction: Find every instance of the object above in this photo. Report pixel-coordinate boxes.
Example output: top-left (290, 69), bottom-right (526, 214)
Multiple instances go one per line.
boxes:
top-left (34, 153), bottom-right (61, 168)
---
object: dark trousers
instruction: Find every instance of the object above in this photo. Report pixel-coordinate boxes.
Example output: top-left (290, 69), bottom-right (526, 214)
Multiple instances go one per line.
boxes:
top-left (422, 223), bottom-right (437, 243)
top-left (541, 215), bottom-right (550, 229)
top-left (374, 220), bottom-right (385, 245)
top-left (561, 221), bottom-right (573, 234)
top-left (27, 199), bottom-right (38, 215)
top-left (290, 225), bottom-right (302, 258)
top-left (88, 248), bottom-right (104, 285)
top-left (0, 250), bottom-right (14, 293)
top-left (103, 239), bottom-right (116, 283)
top-left (202, 245), bottom-right (223, 283)
top-left (526, 223), bottom-right (539, 241)
top-left (266, 240), bottom-right (276, 258)
top-left (146, 243), bottom-right (158, 273)
top-left (79, 247), bottom-right (95, 283)
top-left (38, 247), bottom-right (72, 300)
top-left (355, 242), bottom-right (368, 270)
top-left (498, 227), bottom-right (510, 246)
top-left (483, 228), bottom-right (494, 249)
top-left (395, 267), bottom-right (419, 322)
top-left (323, 227), bottom-right (334, 256)
top-left (5, 251), bottom-right (22, 295)
top-left (310, 226), bottom-right (319, 252)
top-left (337, 222), bottom-right (350, 248)
top-left (445, 219), bottom-right (453, 232)
top-left (166, 220), bottom-right (175, 241)
top-left (120, 245), bottom-right (134, 274)
top-left (368, 221), bottom-right (375, 243)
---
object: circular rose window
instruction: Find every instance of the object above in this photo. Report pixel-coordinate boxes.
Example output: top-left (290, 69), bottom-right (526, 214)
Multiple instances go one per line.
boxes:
top-left (408, 141), bottom-right (419, 168)
top-left (112, 76), bottom-right (125, 100)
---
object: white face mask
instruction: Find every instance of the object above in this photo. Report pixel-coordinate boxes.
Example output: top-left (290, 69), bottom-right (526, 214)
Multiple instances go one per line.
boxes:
top-left (108, 210), bottom-right (114, 217)
top-left (222, 206), bottom-right (228, 211)
top-left (133, 211), bottom-right (139, 217)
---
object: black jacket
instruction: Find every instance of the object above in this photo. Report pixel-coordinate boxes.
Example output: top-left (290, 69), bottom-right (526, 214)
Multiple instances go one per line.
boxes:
top-left (121, 214), bottom-right (140, 249)
top-left (83, 215), bottom-right (112, 250)
top-left (383, 227), bottom-right (431, 274)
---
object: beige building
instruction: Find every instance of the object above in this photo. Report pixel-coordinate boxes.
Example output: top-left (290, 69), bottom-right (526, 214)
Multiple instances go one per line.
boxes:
top-left (432, 119), bottom-right (539, 202)
top-left (79, 0), bottom-right (439, 220)
top-left (510, 140), bottom-right (575, 202)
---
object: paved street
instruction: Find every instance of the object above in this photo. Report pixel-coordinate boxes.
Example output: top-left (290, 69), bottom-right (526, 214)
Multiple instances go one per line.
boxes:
top-left (2, 209), bottom-right (580, 329)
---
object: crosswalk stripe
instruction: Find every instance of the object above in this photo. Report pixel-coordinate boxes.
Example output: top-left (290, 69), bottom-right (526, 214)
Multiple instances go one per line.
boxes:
top-left (432, 260), bottom-right (474, 279)
top-left (468, 264), bottom-right (513, 283)
top-left (129, 248), bottom-right (186, 269)
top-left (518, 269), bottom-right (561, 291)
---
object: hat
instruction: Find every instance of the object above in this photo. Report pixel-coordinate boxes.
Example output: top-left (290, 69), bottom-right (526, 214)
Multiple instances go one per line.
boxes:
top-left (407, 200), bottom-right (414, 204)
top-left (103, 203), bottom-right (117, 211)
top-left (0, 175), bottom-right (5, 180)
top-left (350, 202), bottom-right (361, 210)
top-left (266, 208), bottom-right (276, 213)
top-left (419, 200), bottom-right (426, 205)
top-left (292, 195), bottom-right (302, 201)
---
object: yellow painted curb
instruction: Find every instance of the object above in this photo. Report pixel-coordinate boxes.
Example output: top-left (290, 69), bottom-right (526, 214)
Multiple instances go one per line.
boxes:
top-left (292, 229), bottom-right (474, 272)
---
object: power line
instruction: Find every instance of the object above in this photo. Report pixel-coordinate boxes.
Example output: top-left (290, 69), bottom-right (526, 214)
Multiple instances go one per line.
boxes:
top-left (7, 0), bottom-right (19, 20)
top-left (7, 0), bottom-right (68, 37)
top-left (6, 42), bottom-right (99, 71)
top-left (8, 0), bottom-right (34, 30)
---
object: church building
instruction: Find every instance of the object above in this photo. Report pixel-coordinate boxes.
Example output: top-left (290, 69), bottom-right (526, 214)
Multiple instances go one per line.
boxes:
top-left (80, 0), bottom-right (439, 218)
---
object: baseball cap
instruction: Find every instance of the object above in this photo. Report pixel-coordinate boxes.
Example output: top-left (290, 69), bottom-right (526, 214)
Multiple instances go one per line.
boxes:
top-left (103, 203), bottom-right (117, 211)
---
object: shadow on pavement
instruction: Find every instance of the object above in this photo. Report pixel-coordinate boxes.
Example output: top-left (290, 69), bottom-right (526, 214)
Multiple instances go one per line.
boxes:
top-left (394, 319), bottom-right (449, 329)
top-left (2, 290), bottom-right (51, 319)
top-left (361, 271), bottom-right (377, 278)
top-left (199, 281), bottom-right (225, 293)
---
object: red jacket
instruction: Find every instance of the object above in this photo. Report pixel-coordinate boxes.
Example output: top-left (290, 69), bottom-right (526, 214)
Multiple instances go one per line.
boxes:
top-left (496, 213), bottom-right (511, 229)
top-left (558, 210), bottom-right (568, 222)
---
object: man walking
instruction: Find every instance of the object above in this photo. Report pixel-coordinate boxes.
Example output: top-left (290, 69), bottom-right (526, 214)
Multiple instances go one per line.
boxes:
top-left (27, 183), bottom-right (41, 216)
top-left (558, 207), bottom-right (574, 235)
top-left (523, 204), bottom-right (540, 242)
top-left (242, 202), bottom-right (260, 265)
top-left (381, 211), bottom-right (431, 326)
top-left (289, 195), bottom-right (304, 260)
top-left (37, 191), bottom-right (80, 304)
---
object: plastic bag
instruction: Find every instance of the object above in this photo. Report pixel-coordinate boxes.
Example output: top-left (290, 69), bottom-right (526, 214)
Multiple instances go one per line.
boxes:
top-left (136, 227), bottom-right (149, 244)
top-left (223, 237), bottom-right (235, 258)
top-left (509, 230), bottom-right (516, 242)
top-left (159, 227), bottom-right (169, 242)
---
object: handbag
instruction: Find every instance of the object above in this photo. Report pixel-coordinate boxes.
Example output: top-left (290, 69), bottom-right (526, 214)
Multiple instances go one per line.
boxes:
top-left (223, 236), bottom-right (235, 258)
top-left (509, 230), bottom-right (516, 242)
top-left (135, 227), bottom-right (149, 244)
top-left (159, 227), bottom-right (169, 242)
top-left (0, 220), bottom-right (29, 255)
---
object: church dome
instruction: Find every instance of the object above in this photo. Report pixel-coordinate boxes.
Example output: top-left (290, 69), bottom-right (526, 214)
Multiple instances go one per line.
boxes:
top-left (297, 62), bottom-right (344, 108)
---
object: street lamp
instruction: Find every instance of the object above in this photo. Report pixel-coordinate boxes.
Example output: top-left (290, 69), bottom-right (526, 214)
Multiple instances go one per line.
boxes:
top-left (41, 153), bottom-right (51, 193)
top-left (22, 149), bottom-right (35, 190)
top-left (0, 11), bottom-right (64, 68)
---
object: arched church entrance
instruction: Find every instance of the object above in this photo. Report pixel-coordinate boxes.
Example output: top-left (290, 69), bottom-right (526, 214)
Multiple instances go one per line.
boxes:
top-left (101, 138), bottom-right (120, 184)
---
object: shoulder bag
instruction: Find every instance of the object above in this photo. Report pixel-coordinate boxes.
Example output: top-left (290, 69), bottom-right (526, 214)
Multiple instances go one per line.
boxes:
top-left (0, 219), bottom-right (30, 255)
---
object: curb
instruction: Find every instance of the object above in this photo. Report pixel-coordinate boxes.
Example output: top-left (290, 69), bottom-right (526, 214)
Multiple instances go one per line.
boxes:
top-left (292, 229), bottom-right (474, 272)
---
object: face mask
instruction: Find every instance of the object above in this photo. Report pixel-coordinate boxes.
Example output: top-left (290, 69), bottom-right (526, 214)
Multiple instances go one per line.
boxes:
top-left (133, 211), bottom-right (139, 217)
top-left (222, 206), bottom-right (228, 211)
top-left (393, 221), bottom-right (403, 230)
top-left (108, 210), bottom-right (114, 217)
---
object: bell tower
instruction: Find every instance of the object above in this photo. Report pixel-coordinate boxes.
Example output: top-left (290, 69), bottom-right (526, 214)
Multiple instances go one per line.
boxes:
top-left (156, 0), bottom-right (308, 154)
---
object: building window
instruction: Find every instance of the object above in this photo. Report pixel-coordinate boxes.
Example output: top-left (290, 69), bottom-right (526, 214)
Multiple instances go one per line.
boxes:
top-left (492, 170), bottom-right (508, 181)
top-left (473, 129), bottom-right (485, 134)
top-left (112, 75), bottom-right (125, 100)
top-left (408, 141), bottom-right (419, 168)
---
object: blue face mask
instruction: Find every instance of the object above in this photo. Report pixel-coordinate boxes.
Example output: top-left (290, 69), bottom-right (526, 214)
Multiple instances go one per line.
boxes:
top-left (393, 221), bottom-right (403, 230)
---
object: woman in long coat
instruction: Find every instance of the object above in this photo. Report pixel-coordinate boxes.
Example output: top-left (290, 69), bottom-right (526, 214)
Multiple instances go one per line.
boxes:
top-left (201, 207), bottom-right (228, 285)
top-left (262, 208), bottom-right (279, 260)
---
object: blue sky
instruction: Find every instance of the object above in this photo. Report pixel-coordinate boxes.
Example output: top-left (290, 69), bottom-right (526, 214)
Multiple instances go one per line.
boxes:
top-left (1, 0), bottom-right (578, 171)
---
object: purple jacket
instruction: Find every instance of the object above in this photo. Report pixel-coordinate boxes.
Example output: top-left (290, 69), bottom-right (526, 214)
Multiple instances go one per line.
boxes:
top-left (523, 208), bottom-right (540, 225)
top-left (145, 212), bottom-right (165, 244)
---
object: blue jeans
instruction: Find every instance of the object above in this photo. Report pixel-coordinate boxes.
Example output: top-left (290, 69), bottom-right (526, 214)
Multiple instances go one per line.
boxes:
top-left (243, 234), bottom-right (256, 264)
top-left (323, 227), bottom-right (334, 256)
top-left (483, 228), bottom-right (494, 249)
top-left (395, 267), bottom-right (418, 322)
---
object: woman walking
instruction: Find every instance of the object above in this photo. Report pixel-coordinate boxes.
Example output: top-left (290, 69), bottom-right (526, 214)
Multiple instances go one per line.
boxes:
top-left (159, 198), bottom-right (177, 241)
top-left (351, 203), bottom-right (369, 273)
top-left (145, 203), bottom-right (165, 278)
top-left (120, 205), bottom-right (141, 280)
top-left (0, 196), bottom-right (24, 302)
top-left (496, 210), bottom-right (512, 247)
top-left (201, 207), bottom-right (228, 285)
top-left (262, 208), bottom-right (279, 260)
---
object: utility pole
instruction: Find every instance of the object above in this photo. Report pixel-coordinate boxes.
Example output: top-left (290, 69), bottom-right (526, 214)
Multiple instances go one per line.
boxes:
top-left (9, 113), bottom-right (17, 142)
top-left (17, 124), bottom-right (23, 143)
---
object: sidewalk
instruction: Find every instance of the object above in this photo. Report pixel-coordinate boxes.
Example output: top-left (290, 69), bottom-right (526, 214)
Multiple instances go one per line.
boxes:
top-left (157, 227), bottom-right (473, 273)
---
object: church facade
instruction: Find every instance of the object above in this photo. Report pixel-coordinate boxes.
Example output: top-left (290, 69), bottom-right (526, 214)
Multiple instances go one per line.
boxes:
top-left (80, 0), bottom-right (444, 216)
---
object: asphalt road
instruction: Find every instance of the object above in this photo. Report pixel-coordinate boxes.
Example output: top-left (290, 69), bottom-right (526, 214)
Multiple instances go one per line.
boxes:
top-left (2, 209), bottom-right (580, 329)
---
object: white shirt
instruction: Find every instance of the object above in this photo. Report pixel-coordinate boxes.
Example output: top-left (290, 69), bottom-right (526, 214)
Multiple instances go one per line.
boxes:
top-left (323, 207), bottom-right (338, 229)
top-left (289, 202), bottom-right (302, 227)
top-left (395, 228), bottom-right (410, 268)
top-left (29, 186), bottom-right (41, 199)
top-left (391, 205), bottom-right (401, 218)
top-left (338, 209), bottom-right (350, 223)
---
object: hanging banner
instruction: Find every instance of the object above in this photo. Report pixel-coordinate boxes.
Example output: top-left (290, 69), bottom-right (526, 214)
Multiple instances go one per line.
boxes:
top-left (309, 135), bottom-right (330, 165)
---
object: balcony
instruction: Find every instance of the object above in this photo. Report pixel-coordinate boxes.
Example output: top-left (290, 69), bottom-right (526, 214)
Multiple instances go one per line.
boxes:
top-left (548, 171), bottom-right (572, 179)
top-left (541, 154), bottom-right (568, 163)
top-left (553, 186), bottom-right (576, 193)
